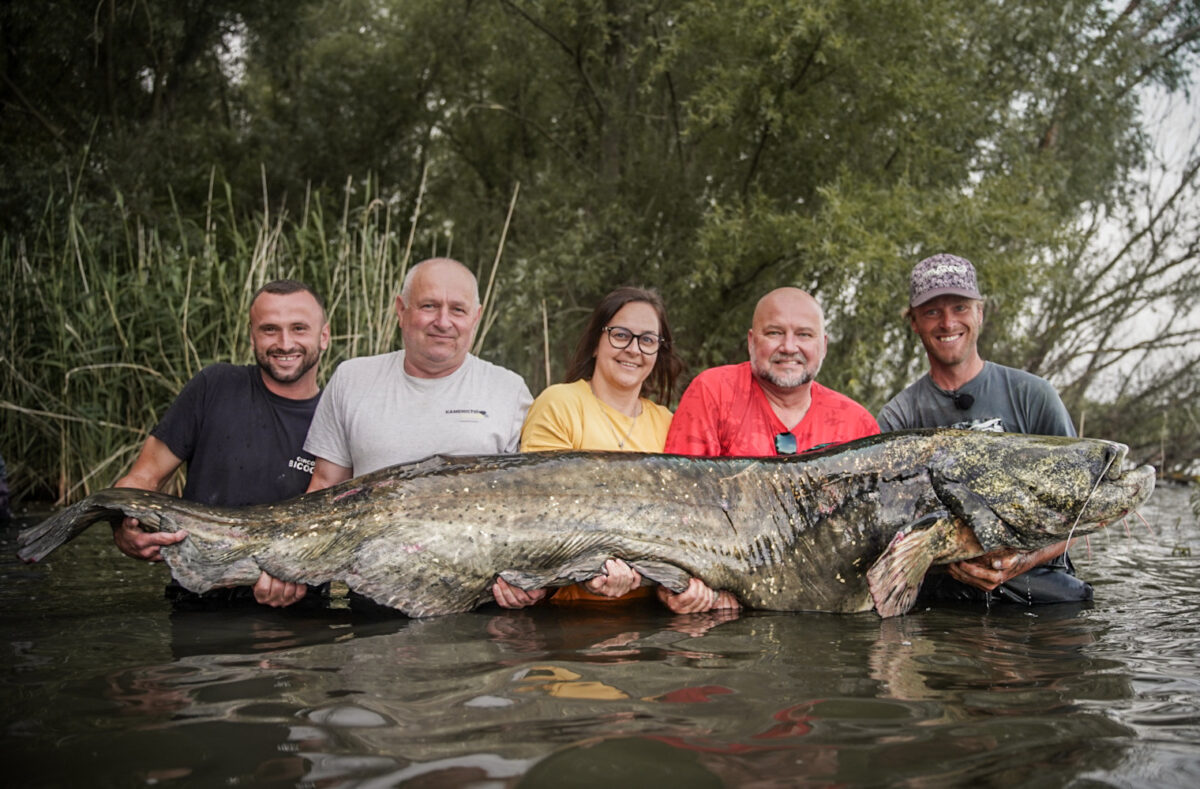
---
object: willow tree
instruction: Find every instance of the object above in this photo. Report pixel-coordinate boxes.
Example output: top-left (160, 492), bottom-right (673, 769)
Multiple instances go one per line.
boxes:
top-left (3, 0), bottom-right (1199, 490)
top-left (353, 1), bottom-right (1198, 428)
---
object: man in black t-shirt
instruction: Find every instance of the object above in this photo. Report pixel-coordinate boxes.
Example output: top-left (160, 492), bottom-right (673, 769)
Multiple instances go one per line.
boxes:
top-left (112, 279), bottom-right (330, 607)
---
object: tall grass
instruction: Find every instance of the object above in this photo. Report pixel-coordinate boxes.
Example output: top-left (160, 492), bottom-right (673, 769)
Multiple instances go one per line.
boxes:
top-left (0, 173), bottom-right (452, 506)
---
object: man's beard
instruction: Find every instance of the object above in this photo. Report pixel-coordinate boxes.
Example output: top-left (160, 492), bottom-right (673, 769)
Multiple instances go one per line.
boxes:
top-left (256, 347), bottom-right (319, 384)
top-left (752, 353), bottom-right (817, 389)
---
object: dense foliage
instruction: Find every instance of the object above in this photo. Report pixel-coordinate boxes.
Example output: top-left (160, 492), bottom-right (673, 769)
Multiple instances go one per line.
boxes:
top-left (3, 0), bottom-right (1199, 501)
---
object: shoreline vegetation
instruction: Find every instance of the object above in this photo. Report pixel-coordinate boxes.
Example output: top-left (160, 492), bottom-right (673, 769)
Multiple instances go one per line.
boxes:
top-left (3, 168), bottom-right (1198, 509)
top-left (1, 172), bottom-right (445, 505)
top-left (3, 2), bottom-right (1199, 505)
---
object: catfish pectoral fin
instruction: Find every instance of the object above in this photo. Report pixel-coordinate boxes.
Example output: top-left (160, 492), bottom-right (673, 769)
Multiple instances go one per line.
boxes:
top-left (629, 560), bottom-right (692, 594)
top-left (346, 570), bottom-right (489, 618)
top-left (496, 568), bottom-right (578, 590)
top-left (164, 552), bottom-right (263, 593)
top-left (494, 556), bottom-right (694, 596)
top-left (867, 512), bottom-right (958, 617)
top-left (497, 550), bottom-right (678, 592)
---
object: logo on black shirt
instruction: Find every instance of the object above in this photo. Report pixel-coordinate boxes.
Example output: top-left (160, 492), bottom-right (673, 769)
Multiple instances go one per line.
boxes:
top-left (289, 455), bottom-right (316, 474)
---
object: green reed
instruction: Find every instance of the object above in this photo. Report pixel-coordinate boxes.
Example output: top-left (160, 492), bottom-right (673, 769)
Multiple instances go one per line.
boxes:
top-left (1, 173), bottom-right (425, 506)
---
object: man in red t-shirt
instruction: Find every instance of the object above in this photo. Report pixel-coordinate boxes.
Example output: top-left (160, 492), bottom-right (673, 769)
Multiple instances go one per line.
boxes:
top-left (665, 287), bottom-right (878, 456)
top-left (658, 287), bottom-right (879, 613)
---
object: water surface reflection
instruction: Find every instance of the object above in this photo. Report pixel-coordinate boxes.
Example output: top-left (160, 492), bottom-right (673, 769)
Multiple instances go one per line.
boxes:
top-left (3, 485), bottom-right (1198, 787)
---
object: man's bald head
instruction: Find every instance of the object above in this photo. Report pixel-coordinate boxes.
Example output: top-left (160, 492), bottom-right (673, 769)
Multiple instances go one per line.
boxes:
top-left (748, 288), bottom-right (828, 391)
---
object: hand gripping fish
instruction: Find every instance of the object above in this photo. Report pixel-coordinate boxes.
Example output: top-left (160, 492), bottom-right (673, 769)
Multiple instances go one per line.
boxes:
top-left (17, 430), bottom-right (1154, 617)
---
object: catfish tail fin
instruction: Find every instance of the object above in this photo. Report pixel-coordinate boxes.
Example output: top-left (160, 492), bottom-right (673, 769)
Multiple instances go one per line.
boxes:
top-left (17, 488), bottom-right (187, 563)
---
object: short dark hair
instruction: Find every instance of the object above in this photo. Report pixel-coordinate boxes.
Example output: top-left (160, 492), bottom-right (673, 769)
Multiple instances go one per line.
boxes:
top-left (251, 279), bottom-right (326, 320)
top-left (563, 286), bottom-right (684, 405)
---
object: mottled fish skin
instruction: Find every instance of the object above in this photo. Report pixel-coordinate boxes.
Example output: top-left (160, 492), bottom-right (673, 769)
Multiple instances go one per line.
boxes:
top-left (16, 430), bottom-right (1155, 617)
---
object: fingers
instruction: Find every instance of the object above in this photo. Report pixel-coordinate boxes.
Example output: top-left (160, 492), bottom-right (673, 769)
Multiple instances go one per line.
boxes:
top-left (713, 591), bottom-right (742, 611)
top-left (947, 559), bottom-right (1004, 591)
top-left (983, 550), bottom-right (1020, 571)
top-left (112, 518), bottom-right (189, 562)
top-left (491, 577), bottom-right (548, 609)
top-left (949, 547), bottom-right (1030, 590)
top-left (253, 571), bottom-right (308, 607)
top-left (657, 577), bottom-right (729, 614)
top-left (492, 577), bottom-right (521, 607)
top-left (112, 518), bottom-right (147, 559)
top-left (583, 559), bottom-right (643, 598)
top-left (677, 578), bottom-right (715, 613)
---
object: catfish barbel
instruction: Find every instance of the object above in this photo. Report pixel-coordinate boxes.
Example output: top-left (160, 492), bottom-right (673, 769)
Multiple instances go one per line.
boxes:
top-left (17, 429), bottom-right (1155, 617)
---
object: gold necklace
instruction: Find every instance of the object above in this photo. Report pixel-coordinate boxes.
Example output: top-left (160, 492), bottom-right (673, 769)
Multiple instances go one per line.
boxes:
top-left (590, 384), bottom-right (639, 449)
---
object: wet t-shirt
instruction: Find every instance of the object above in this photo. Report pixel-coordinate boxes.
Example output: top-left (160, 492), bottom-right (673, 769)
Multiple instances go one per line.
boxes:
top-left (663, 362), bottom-right (880, 457)
top-left (877, 362), bottom-right (1075, 437)
top-left (152, 364), bottom-right (319, 505)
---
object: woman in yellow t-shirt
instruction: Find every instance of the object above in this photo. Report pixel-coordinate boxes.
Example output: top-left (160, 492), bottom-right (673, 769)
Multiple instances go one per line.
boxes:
top-left (491, 287), bottom-right (683, 608)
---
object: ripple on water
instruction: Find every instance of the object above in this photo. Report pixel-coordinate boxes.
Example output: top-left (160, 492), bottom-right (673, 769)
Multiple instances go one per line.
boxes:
top-left (3, 486), bottom-right (1199, 788)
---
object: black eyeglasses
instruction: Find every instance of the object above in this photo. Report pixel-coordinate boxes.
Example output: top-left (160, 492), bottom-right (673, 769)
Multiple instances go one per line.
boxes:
top-left (603, 326), bottom-right (665, 354)
top-left (774, 432), bottom-right (798, 455)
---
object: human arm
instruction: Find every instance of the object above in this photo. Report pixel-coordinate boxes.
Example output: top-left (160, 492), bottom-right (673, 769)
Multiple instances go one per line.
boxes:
top-left (946, 539), bottom-right (1073, 591)
top-left (519, 385), bottom-right (579, 451)
top-left (876, 396), bottom-right (912, 433)
top-left (504, 380), bottom-right (536, 453)
top-left (111, 436), bottom-right (190, 561)
top-left (656, 577), bottom-right (741, 614)
top-left (306, 458), bottom-right (353, 493)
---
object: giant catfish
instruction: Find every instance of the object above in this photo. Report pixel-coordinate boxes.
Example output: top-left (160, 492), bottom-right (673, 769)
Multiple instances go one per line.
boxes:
top-left (17, 429), bottom-right (1155, 617)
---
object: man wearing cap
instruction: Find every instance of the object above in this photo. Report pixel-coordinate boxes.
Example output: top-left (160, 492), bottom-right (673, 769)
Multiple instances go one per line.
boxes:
top-left (877, 253), bottom-right (1089, 604)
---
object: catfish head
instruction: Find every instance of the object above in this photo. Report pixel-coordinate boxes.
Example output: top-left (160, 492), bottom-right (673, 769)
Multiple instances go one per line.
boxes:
top-left (925, 430), bottom-right (1156, 553)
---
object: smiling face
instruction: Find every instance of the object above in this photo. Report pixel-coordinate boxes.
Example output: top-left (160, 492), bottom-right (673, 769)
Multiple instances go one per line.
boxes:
top-left (748, 288), bottom-right (828, 391)
top-left (250, 290), bottom-right (329, 393)
top-left (592, 300), bottom-right (661, 395)
top-left (909, 295), bottom-right (984, 373)
top-left (397, 259), bottom-right (482, 378)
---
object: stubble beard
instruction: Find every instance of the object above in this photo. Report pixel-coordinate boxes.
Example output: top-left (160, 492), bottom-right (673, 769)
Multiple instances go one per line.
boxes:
top-left (922, 335), bottom-right (973, 371)
top-left (752, 353), bottom-right (817, 390)
top-left (256, 347), bottom-right (319, 384)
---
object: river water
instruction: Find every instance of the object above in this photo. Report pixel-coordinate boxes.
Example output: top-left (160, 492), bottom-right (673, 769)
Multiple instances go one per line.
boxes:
top-left (3, 484), bottom-right (1198, 788)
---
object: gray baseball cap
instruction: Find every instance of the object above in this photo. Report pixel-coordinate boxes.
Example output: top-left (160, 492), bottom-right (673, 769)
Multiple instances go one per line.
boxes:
top-left (909, 253), bottom-right (982, 307)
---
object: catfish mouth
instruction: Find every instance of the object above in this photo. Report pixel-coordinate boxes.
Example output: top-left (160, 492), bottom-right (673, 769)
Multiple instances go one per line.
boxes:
top-left (999, 460), bottom-right (1157, 547)
top-left (1075, 463), bottom-right (1156, 525)
top-left (930, 434), bottom-right (1157, 553)
top-left (1072, 441), bottom-right (1150, 523)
